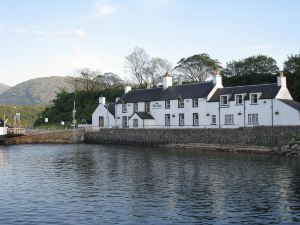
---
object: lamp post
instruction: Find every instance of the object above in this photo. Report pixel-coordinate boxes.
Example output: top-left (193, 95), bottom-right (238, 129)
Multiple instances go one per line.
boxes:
top-left (12, 93), bottom-right (16, 130)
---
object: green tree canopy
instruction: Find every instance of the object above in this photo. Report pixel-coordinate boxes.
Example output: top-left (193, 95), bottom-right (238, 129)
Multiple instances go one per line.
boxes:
top-left (284, 54), bottom-right (300, 102)
top-left (223, 55), bottom-right (279, 77)
top-left (174, 53), bottom-right (221, 83)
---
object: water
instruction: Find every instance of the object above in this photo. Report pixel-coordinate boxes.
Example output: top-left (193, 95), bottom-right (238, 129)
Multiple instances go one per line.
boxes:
top-left (0, 144), bottom-right (300, 225)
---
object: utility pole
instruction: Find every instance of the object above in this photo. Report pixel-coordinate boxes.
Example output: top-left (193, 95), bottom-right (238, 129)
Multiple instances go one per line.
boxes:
top-left (12, 93), bottom-right (16, 131)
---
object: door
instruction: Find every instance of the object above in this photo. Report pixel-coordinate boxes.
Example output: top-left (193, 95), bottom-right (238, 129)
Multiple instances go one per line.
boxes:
top-left (122, 116), bottom-right (128, 128)
top-left (99, 116), bottom-right (104, 127)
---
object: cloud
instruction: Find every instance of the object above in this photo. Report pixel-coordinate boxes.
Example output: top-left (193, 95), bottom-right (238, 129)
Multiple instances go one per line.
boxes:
top-left (88, 3), bottom-right (118, 20)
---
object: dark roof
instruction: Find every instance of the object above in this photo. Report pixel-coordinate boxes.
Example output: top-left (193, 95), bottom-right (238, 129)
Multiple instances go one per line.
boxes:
top-left (104, 103), bottom-right (116, 117)
top-left (0, 119), bottom-right (3, 127)
top-left (279, 99), bottom-right (300, 112)
top-left (130, 112), bottom-right (154, 120)
top-left (117, 82), bottom-right (215, 103)
top-left (208, 83), bottom-right (281, 102)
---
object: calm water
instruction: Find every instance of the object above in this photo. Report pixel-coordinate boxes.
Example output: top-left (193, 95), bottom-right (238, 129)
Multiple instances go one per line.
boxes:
top-left (0, 144), bottom-right (300, 225)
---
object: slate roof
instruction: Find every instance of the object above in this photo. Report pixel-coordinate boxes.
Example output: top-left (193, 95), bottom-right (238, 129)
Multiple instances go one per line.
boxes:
top-left (208, 83), bottom-right (281, 102)
top-left (279, 99), bottom-right (300, 112)
top-left (130, 112), bottom-right (154, 120)
top-left (117, 82), bottom-right (215, 103)
top-left (104, 103), bottom-right (116, 117)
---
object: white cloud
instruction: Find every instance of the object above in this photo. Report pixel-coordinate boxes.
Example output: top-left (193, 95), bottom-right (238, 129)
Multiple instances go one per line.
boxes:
top-left (88, 3), bottom-right (118, 20)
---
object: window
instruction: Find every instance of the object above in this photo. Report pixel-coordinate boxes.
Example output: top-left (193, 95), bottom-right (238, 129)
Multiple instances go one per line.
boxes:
top-left (235, 94), bottom-right (243, 105)
top-left (133, 119), bottom-right (138, 128)
top-left (225, 114), bottom-right (234, 125)
top-left (165, 100), bottom-right (170, 109)
top-left (122, 103), bottom-right (127, 113)
top-left (220, 95), bottom-right (228, 106)
top-left (165, 114), bottom-right (171, 127)
top-left (178, 98), bottom-right (184, 108)
top-left (211, 115), bottom-right (217, 125)
top-left (145, 102), bottom-right (150, 112)
top-left (193, 98), bottom-right (198, 107)
top-left (133, 103), bottom-right (138, 112)
top-left (248, 113), bottom-right (258, 125)
top-left (193, 113), bottom-right (199, 126)
top-left (179, 113), bottom-right (184, 126)
top-left (122, 116), bottom-right (128, 128)
top-left (250, 93), bottom-right (258, 104)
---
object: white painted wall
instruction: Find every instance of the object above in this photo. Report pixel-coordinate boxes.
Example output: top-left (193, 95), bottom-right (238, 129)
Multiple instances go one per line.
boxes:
top-left (0, 127), bottom-right (7, 135)
top-left (92, 103), bottom-right (115, 128)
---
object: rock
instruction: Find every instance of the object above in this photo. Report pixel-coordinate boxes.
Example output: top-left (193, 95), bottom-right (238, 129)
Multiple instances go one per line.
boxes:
top-left (291, 144), bottom-right (298, 150)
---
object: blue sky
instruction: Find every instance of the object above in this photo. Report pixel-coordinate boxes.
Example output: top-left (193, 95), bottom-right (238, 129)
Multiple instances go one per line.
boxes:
top-left (0, 0), bottom-right (300, 86)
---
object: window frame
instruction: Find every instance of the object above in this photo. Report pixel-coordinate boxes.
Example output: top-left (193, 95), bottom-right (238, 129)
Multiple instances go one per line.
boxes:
top-left (122, 116), bottom-right (128, 128)
top-left (211, 115), bottom-right (217, 125)
top-left (235, 94), bottom-right (243, 105)
top-left (179, 113), bottom-right (185, 126)
top-left (192, 98), bottom-right (199, 107)
top-left (165, 114), bottom-right (171, 127)
top-left (122, 103), bottom-right (127, 113)
top-left (193, 113), bottom-right (199, 126)
top-left (145, 102), bottom-right (150, 112)
top-left (220, 95), bottom-right (229, 107)
top-left (250, 93), bottom-right (259, 104)
top-left (178, 98), bottom-right (184, 108)
top-left (133, 102), bottom-right (138, 112)
top-left (165, 100), bottom-right (170, 109)
top-left (224, 114), bottom-right (234, 125)
top-left (248, 113), bottom-right (259, 125)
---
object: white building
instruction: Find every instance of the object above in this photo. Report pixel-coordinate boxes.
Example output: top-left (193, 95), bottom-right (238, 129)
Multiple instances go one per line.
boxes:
top-left (92, 72), bottom-right (300, 128)
top-left (0, 119), bottom-right (7, 136)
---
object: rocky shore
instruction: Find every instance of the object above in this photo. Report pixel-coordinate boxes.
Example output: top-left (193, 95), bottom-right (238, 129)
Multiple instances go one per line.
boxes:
top-left (275, 135), bottom-right (300, 157)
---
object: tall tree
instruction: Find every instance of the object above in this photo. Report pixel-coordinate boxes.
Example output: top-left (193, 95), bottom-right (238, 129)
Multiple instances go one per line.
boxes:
top-left (144, 57), bottom-right (172, 87)
top-left (124, 47), bottom-right (150, 86)
top-left (223, 55), bottom-right (279, 77)
top-left (74, 68), bottom-right (96, 92)
top-left (284, 54), bottom-right (300, 102)
top-left (94, 72), bottom-right (124, 89)
top-left (174, 53), bottom-right (221, 83)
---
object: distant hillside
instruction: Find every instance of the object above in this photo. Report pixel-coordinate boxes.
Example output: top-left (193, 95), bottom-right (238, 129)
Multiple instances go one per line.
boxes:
top-left (0, 76), bottom-right (74, 105)
top-left (0, 83), bottom-right (11, 95)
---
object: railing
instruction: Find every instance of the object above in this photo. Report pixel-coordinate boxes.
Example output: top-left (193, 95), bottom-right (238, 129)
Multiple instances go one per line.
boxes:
top-left (7, 128), bottom-right (26, 135)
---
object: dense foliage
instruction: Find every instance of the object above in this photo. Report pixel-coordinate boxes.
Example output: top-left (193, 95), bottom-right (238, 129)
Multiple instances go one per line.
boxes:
top-left (34, 88), bottom-right (123, 126)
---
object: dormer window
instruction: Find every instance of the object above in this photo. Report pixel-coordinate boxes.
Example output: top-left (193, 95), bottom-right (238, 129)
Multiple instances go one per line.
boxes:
top-left (250, 93), bottom-right (258, 104)
top-left (235, 94), bottom-right (244, 105)
top-left (220, 95), bottom-right (229, 106)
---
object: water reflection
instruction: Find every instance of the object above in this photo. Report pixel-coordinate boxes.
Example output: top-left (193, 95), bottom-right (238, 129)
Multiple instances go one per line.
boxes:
top-left (0, 144), bottom-right (299, 225)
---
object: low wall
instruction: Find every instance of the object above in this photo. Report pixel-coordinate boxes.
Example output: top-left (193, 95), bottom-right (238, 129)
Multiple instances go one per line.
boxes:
top-left (84, 126), bottom-right (300, 147)
top-left (5, 131), bottom-right (84, 145)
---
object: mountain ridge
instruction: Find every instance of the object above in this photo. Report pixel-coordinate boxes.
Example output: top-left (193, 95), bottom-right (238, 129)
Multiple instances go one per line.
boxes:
top-left (0, 83), bottom-right (11, 95)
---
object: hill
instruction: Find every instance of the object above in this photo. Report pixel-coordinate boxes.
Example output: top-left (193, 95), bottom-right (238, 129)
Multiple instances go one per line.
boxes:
top-left (0, 76), bottom-right (74, 105)
top-left (0, 83), bottom-right (11, 95)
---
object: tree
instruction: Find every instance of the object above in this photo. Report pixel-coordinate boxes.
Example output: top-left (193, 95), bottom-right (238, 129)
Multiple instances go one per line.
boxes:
top-left (144, 57), bottom-right (172, 87)
top-left (174, 53), bottom-right (221, 83)
top-left (223, 55), bottom-right (279, 77)
top-left (284, 54), bottom-right (300, 102)
top-left (94, 72), bottom-right (124, 88)
top-left (124, 47), bottom-right (150, 86)
top-left (74, 68), bottom-right (97, 92)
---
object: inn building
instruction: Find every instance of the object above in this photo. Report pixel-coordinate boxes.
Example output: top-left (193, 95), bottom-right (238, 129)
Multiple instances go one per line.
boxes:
top-left (92, 72), bottom-right (300, 128)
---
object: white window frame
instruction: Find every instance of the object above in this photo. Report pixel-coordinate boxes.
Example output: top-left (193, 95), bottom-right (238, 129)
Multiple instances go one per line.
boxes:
top-left (165, 114), bottom-right (171, 127)
top-left (248, 113), bottom-right (259, 125)
top-left (220, 95), bottom-right (229, 106)
top-left (122, 116), bottom-right (128, 128)
top-left (122, 103), bottom-right (127, 113)
top-left (250, 93), bottom-right (259, 104)
top-left (225, 114), bottom-right (234, 125)
top-left (165, 100), bottom-right (170, 109)
top-left (178, 98), bottom-right (184, 108)
top-left (133, 103), bottom-right (138, 112)
top-left (235, 94), bottom-right (243, 105)
top-left (145, 102), bottom-right (150, 112)
top-left (133, 119), bottom-right (138, 128)
top-left (193, 113), bottom-right (199, 126)
top-left (192, 98), bottom-right (198, 107)
top-left (211, 115), bottom-right (217, 125)
top-left (179, 113), bottom-right (184, 126)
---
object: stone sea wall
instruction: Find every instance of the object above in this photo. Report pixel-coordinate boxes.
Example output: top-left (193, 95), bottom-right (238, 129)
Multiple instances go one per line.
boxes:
top-left (85, 126), bottom-right (300, 147)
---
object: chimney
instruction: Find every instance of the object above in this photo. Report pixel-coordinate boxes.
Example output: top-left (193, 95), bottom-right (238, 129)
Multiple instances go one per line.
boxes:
top-left (277, 71), bottom-right (287, 87)
top-left (115, 97), bottom-right (120, 102)
top-left (125, 86), bottom-right (132, 94)
top-left (163, 73), bottom-right (172, 90)
top-left (99, 96), bottom-right (106, 105)
top-left (212, 68), bottom-right (223, 88)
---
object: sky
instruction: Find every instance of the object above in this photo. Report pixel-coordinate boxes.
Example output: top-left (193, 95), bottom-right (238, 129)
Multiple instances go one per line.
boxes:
top-left (0, 0), bottom-right (300, 86)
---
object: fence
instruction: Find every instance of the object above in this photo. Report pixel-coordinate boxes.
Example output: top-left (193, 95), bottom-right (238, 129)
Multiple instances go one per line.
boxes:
top-left (7, 128), bottom-right (26, 135)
